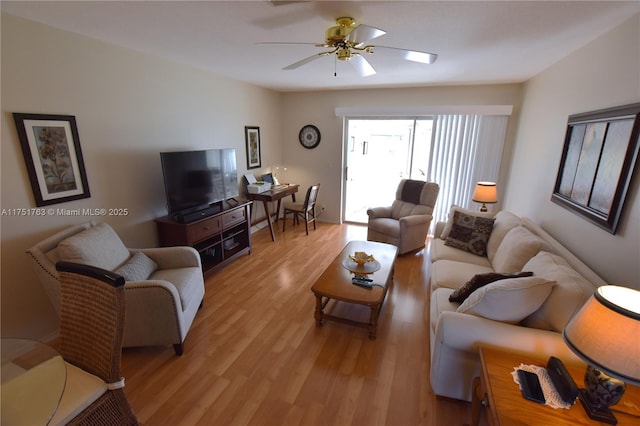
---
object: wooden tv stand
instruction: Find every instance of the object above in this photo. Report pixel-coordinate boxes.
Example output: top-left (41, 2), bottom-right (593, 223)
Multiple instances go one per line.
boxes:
top-left (155, 201), bottom-right (252, 276)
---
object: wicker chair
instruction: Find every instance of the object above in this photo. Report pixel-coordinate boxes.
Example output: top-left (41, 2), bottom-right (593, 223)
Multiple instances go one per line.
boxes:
top-left (49, 261), bottom-right (138, 426)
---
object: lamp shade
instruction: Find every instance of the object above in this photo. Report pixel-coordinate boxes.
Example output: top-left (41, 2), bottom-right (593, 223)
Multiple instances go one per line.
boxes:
top-left (472, 182), bottom-right (498, 204)
top-left (563, 285), bottom-right (640, 386)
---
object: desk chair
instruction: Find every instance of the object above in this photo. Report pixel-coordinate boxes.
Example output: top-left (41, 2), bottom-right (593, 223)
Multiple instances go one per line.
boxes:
top-left (283, 184), bottom-right (320, 235)
top-left (51, 261), bottom-right (137, 425)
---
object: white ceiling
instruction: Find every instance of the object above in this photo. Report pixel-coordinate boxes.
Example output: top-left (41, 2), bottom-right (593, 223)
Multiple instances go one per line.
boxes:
top-left (2, 1), bottom-right (639, 92)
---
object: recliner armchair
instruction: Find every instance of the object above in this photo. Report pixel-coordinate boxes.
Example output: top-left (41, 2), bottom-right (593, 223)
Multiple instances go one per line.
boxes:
top-left (27, 222), bottom-right (205, 355)
top-left (366, 179), bottom-right (439, 255)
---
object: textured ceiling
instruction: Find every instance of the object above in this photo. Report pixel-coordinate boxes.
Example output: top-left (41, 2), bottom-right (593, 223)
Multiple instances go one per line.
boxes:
top-left (2, 1), bottom-right (639, 91)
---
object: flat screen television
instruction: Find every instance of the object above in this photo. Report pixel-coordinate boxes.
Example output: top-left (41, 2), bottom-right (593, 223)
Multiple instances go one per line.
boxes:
top-left (160, 148), bottom-right (238, 220)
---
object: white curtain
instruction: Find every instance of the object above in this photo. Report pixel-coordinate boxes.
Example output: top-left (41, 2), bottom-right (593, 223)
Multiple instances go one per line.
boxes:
top-left (428, 114), bottom-right (509, 230)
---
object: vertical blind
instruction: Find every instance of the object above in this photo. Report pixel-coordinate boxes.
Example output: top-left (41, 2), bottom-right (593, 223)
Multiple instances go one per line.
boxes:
top-left (428, 114), bottom-right (509, 229)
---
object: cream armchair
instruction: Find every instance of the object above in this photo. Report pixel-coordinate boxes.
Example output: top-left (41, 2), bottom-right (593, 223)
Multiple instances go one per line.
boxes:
top-left (27, 222), bottom-right (204, 355)
top-left (367, 179), bottom-right (440, 254)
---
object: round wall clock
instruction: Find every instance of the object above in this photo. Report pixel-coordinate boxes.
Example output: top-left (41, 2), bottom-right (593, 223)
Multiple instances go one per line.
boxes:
top-left (299, 124), bottom-right (321, 149)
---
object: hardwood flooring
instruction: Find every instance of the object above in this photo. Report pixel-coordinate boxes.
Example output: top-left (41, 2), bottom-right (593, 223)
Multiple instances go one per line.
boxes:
top-left (121, 222), bottom-right (474, 425)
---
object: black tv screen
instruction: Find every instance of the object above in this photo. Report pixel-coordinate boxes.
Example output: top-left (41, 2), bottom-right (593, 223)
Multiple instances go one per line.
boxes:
top-left (160, 148), bottom-right (238, 216)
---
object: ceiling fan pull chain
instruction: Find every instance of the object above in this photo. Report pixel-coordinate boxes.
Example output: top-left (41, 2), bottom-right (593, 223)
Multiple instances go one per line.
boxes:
top-left (334, 54), bottom-right (337, 77)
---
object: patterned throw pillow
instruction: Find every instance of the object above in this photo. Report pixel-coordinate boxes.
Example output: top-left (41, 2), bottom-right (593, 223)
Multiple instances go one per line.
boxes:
top-left (444, 210), bottom-right (495, 256)
top-left (449, 271), bottom-right (534, 303)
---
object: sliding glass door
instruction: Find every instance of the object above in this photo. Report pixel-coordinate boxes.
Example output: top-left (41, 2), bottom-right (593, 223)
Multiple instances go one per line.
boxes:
top-left (343, 118), bottom-right (433, 223)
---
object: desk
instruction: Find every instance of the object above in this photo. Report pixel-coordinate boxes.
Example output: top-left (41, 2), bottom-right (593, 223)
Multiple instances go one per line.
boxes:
top-left (472, 346), bottom-right (640, 426)
top-left (245, 184), bottom-right (299, 241)
top-left (1, 338), bottom-right (67, 425)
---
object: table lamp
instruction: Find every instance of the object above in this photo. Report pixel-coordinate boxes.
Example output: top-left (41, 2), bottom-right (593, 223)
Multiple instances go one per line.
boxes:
top-left (563, 285), bottom-right (640, 424)
top-left (472, 182), bottom-right (498, 212)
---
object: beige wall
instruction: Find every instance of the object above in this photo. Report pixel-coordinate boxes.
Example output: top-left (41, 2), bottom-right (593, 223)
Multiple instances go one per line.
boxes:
top-left (280, 84), bottom-right (524, 223)
top-left (1, 14), bottom-right (283, 338)
top-left (505, 14), bottom-right (640, 288)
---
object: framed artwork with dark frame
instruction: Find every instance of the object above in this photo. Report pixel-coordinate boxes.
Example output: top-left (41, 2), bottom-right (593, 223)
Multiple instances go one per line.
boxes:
top-left (551, 103), bottom-right (640, 234)
top-left (244, 126), bottom-right (261, 169)
top-left (13, 113), bottom-right (91, 207)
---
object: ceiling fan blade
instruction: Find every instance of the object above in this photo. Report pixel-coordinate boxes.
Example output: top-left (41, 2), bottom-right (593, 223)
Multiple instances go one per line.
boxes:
top-left (349, 54), bottom-right (376, 77)
top-left (283, 53), bottom-right (329, 70)
top-left (374, 46), bottom-right (438, 64)
top-left (346, 24), bottom-right (386, 45)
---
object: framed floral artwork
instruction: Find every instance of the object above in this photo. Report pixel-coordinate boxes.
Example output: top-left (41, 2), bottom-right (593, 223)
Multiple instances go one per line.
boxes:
top-left (13, 113), bottom-right (91, 206)
top-left (244, 126), bottom-right (261, 169)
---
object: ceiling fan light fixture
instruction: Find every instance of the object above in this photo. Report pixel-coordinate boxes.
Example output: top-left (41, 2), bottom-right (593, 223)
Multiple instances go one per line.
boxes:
top-left (337, 48), bottom-right (354, 61)
top-left (325, 17), bottom-right (356, 44)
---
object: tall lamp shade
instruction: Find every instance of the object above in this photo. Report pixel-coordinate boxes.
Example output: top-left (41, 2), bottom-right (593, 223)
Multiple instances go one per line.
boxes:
top-left (472, 182), bottom-right (498, 212)
top-left (563, 285), bottom-right (640, 424)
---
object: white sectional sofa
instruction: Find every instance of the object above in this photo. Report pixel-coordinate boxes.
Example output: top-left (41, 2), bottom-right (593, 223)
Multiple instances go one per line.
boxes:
top-left (429, 209), bottom-right (605, 401)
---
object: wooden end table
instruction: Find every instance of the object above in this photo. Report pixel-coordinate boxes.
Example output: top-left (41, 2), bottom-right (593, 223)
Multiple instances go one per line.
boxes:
top-left (472, 345), bottom-right (640, 426)
top-left (310, 240), bottom-right (398, 339)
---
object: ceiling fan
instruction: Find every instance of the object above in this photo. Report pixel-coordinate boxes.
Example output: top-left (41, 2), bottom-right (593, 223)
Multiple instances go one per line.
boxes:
top-left (260, 17), bottom-right (438, 77)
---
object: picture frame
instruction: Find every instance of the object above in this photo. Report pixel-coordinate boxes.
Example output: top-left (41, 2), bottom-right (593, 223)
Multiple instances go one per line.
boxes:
top-left (551, 103), bottom-right (640, 234)
top-left (244, 126), bottom-right (261, 169)
top-left (13, 113), bottom-right (91, 206)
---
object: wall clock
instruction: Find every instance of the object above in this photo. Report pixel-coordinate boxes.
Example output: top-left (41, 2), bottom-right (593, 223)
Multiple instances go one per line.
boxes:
top-left (299, 124), bottom-right (321, 149)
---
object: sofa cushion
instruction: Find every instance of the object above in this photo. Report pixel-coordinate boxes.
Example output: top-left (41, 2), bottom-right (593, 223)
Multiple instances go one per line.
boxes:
top-left (456, 277), bottom-right (555, 324)
top-left (430, 288), bottom-right (458, 334)
top-left (491, 226), bottom-right (550, 273)
top-left (58, 223), bottom-right (130, 271)
top-left (521, 251), bottom-right (592, 332)
top-left (445, 211), bottom-right (495, 256)
top-left (486, 211), bottom-right (522, 263)
top-left (430, 239), bottom-right (491, 266)
top-left (448, 271), bottom-right (534, 304)
top-left (115, 252), bottom-right (158, 282)
top-left (430, 259), bottom-right (494, 291)
top-left (440, 206), bottom-right (493, 239)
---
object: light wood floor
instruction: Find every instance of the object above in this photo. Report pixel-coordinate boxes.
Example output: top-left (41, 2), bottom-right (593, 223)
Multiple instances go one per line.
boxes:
top-left (121, 221), bottom-right (474, 425)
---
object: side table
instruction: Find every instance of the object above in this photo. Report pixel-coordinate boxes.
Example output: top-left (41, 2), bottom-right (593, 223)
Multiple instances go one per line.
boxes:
top-left (472, 345), bottom-right (640, 426)
top-left (1, 338), bottom-right (67, 425)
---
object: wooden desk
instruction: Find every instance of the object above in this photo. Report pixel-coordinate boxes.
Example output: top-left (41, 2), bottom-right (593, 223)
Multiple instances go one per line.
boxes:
top-left (472, 346), bottom-right (640, 426)
top-left (245, 184), bottom-right (299, 241)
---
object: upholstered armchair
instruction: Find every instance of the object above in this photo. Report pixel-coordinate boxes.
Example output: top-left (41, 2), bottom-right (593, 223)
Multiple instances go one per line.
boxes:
top-left (27, 222), bottom-right (205, 355)
top-left (367, 179), bottom-right (440, 255)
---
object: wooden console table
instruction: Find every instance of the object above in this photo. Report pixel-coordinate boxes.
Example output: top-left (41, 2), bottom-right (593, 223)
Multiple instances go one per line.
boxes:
top-left (155, 201), bottom-right (252, 276)
top-left (472, 345), bottom-right (640, 426)
top-left (245, 184), bottom-right (299, 241)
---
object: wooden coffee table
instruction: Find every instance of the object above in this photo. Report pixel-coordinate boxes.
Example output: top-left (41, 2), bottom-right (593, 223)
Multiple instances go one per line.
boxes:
top-left (311, 240), bottom-right (398, 339)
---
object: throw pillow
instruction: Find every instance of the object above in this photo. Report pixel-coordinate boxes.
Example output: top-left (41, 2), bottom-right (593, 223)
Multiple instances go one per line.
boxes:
top-left (58, 223), bottom-right (130, 271)
top-left (520, 251), bottom-right (592, 332)
top-left (456, 276), bottom-right (555, 324)
top-left (449, 271), bottom-right (534, 304)
top-left (114, 252), bottom-right (158, 282)
top-left (491, 226), bottom-right (551, 273)
top-left (444, 210), bottom-right (495, 256)
top-left (440, 205), bottom-right (493, 239)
